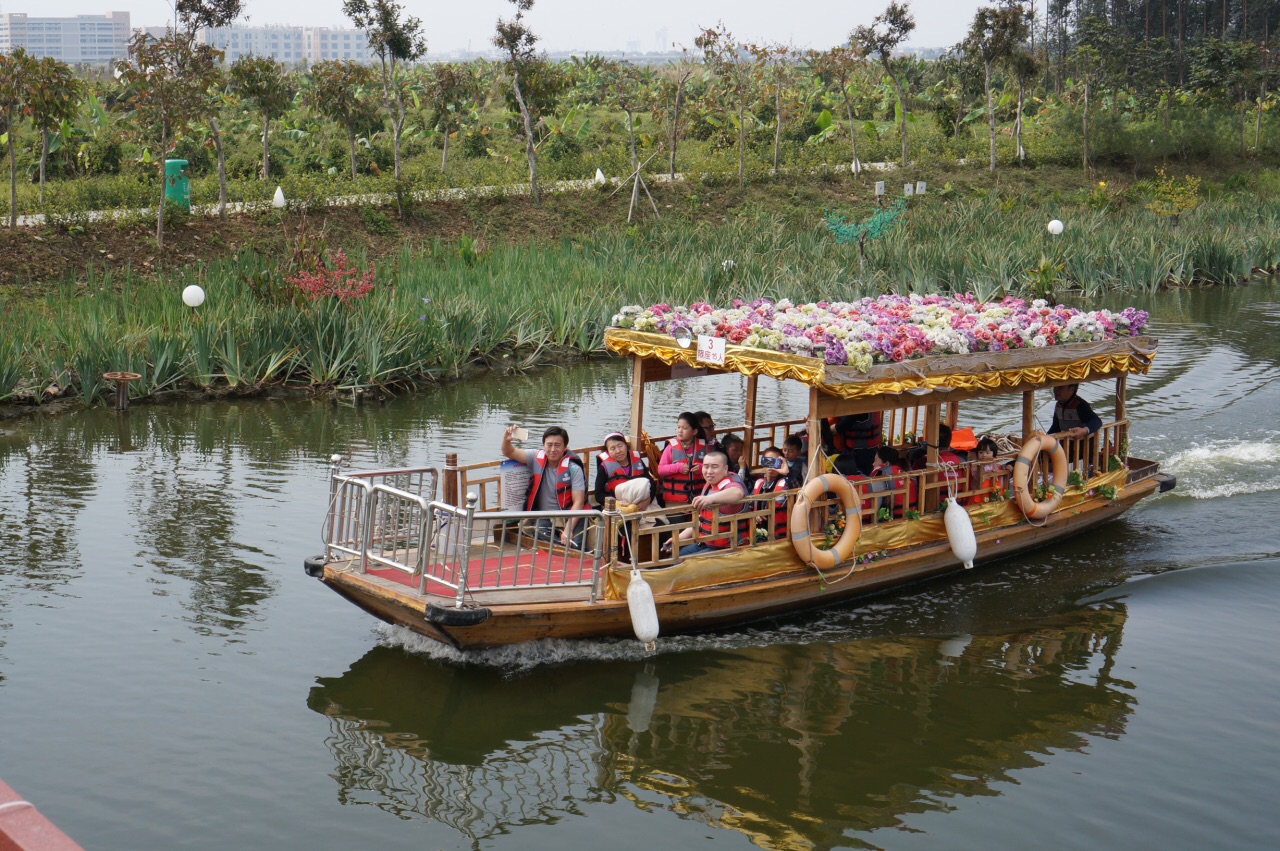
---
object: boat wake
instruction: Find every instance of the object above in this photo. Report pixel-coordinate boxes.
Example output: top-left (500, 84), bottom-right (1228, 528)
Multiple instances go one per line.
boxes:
top-left (374, 610), bottom-right (896, 672)
top-left (1157, 438), bottom-right (1280, 499)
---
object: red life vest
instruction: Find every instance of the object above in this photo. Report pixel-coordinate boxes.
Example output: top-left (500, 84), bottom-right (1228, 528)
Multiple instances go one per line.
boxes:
top-left (835, 412), bottom-right (883, 451)
top-left (661, 438), bottom-right (707, 505)
top-left (525, 450), bottom-right (581, 512)
top-left (752, 476), bottom-right (789, 537)
top-left (697, 474), bottom-right (747, 548)
top-left (871, 463), bottom-right (915, 518)
top-left (935, 450), bottom-right (966, 500)
top-left (842, 473), bottom-right (876, 521)
top-left (597, 450), bottom-right (645, 496)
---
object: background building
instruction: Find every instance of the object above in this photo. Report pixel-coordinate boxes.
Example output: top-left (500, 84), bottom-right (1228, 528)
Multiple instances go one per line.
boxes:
top-left (197, 24), bottom-right (376, 64)
top-left (0, 10), bottom-right (130, 64)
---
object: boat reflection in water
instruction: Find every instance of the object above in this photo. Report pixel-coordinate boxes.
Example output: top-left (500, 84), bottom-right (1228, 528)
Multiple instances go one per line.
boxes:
top-left (307, 603), bottom-right (1131, 845)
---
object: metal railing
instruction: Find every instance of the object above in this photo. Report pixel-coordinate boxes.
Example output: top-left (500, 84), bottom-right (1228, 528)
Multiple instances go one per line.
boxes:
top-left (321, 456), bottom-right (438, 567)
top-left (322, 456), bottom-right (607, 606)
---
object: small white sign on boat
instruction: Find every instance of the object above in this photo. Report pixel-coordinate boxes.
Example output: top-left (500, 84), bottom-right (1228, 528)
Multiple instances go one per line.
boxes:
top-left (697, 335), bottom-right (726, 365)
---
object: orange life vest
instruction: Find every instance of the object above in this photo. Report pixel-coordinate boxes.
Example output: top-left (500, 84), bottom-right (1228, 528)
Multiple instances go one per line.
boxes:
top-left (697, 474), bottom-right (747, 548)
top-left (661, 438), bottom-right (707, 505)
top-left (525, 450), bottom-right (581, 512)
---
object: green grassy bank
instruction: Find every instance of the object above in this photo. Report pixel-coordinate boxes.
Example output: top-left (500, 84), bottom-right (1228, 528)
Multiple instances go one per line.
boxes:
top-left (2, 167), bottom-right (1278, 410)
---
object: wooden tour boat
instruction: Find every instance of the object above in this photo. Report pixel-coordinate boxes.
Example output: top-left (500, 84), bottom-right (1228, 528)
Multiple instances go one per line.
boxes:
top-left (305, 297), bottom-right (1175, 650)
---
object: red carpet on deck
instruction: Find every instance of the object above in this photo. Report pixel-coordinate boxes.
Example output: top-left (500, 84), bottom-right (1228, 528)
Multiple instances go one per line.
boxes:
top-left (366, 549), bottom-right (584, 595)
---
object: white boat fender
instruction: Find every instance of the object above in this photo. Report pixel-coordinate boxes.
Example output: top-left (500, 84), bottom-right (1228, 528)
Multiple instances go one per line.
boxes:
top-left (944, 498), bottom-right (977, 569)
top-left (627, 567), bottom-right (659, 651)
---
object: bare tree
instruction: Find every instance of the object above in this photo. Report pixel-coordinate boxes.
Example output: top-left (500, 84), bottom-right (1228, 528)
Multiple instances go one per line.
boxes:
top-left (696, 22), bottom-right (762, 188)
top-left (851, 1), bottom-right (917, 167)
top-left (493, 0), bottom-right (542, 204)
top-left (965, 2), bottom-right (1030, 171)
top-left (343, 0), bottom-right (427, 182)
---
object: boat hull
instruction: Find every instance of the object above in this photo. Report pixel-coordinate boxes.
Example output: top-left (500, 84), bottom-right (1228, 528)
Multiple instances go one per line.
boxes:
top-left (317, 475), bottom-right (1160, 650)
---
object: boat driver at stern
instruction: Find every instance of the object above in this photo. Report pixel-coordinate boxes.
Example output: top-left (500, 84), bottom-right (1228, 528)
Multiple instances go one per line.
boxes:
top-left (502, 425), bottom-right (587, 548)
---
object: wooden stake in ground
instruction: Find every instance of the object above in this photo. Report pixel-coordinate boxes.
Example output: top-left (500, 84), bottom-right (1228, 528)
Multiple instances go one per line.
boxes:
top-left (611, 148), bottom-right (663, 224)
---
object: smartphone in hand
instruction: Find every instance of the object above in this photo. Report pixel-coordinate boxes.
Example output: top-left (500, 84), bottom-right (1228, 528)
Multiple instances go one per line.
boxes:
top-left (511, 426), bottom-right (529, 441)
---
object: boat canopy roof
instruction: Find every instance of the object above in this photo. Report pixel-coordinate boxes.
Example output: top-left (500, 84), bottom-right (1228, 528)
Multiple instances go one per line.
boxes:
top-left (605, 295), bottom-right (1157, 400)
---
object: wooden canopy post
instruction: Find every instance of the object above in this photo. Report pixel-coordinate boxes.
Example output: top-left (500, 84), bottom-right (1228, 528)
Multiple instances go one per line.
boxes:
top-left (443, 452), bottom-right (459, 507)
top-left (924, 404), bottom-right (941, 513)
top-left (1022, 390), bottom-right (1035, 441)
top-left (1114, 374), bottom-right (1127, 422)
top-left (807, 387), bottom-right (821, 480)
top-left (743, 374), bottom-right (758, 467)
top-left (945, 400), bottom-right (959, 429)
top-left (628, 355), bottom-right (646, 447)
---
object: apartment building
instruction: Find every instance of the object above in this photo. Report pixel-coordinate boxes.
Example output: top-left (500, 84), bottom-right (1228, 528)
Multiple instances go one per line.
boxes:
top-left (199, 24), bottom-right (376, 64)
top-left (0, 10), bottom-right (130, 64)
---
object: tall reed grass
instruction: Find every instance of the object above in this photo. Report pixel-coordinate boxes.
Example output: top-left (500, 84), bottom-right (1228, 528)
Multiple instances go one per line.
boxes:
top-left (2, 191), bottom-right (1276, 406)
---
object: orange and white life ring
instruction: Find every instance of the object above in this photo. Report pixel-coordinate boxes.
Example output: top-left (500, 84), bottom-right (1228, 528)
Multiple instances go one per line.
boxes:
top-left (1012, 433), bottom-right (1070, 520)
top-left (790, 474), bottom-right (862, 569)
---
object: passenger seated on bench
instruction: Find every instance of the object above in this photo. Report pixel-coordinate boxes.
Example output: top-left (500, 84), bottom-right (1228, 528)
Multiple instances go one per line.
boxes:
top-left (932, 424), bottom-right (967, 501)
top-left (667, 451), bottom-right (747, 557)
top-left (868, 445), bottom-right (914, 519)
top-left (501, 425), bottom-right (586, 548)
top-left (966, 437), bottom-right (1006, 505)
top-left (751, 446), bottom-right (790, 539)
top-left (783, 435), bottom-right (807, 487)
top-left (721, 433), bottom-right (750, 489)
top-left (695, 410), bottom-right (724, 453)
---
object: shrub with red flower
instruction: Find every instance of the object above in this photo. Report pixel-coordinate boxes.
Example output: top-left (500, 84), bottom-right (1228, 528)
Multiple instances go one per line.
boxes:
top-left (288, 251), bottom-right (376, 303)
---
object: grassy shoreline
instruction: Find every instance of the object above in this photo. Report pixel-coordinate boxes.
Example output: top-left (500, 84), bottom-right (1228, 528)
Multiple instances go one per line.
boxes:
top-left (2, 165), bottom-right (1277, 415)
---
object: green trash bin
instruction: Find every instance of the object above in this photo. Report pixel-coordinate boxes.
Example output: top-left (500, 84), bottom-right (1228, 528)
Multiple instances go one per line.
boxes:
top-left (164, 159), bottom-right (190, 211)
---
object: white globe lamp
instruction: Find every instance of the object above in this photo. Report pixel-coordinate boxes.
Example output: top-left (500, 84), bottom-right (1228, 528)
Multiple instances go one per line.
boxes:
top-left (1047, 219), bottom-right (1064, 236)
top-left (182, 285), bottom-right (206, 308)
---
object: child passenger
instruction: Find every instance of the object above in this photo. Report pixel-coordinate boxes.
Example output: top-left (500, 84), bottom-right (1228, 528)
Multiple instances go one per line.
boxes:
top-left (751, 446), bottom-right (790, 539)
top-left (967, 437), bottom-right (1005, 505)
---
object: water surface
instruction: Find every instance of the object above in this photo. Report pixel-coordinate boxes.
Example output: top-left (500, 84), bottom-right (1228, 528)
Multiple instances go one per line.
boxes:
top-left (0, 282), bottom-right (1278, 849)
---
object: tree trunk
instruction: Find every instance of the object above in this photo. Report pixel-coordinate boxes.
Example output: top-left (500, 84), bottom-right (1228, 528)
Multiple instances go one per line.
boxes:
top-left (627, 109), bottom-right (638, 170)
top-left (6, 115), bottom-right (15, 229)
top-left (985, 58), bottom-right (996, 172)
top-left (1240, 95), bottom-right (1247, 158)
top-left (348, 126), bottom-right (358, 181)
top-left (210, 117), bottom-right (227, 219)
top-left (441, 126), bottom-right (449, 174)
top-left (1016, 78), bottom-right (1025, 163)
top-left (737, 100), bottom-right (746, 188)
top-left (843, 91), bottom-right (860, 168)
top-left (262, 114), bottom-right (270, 181)
top-left (510, 65), bottom-right (540, 205)
top-left (772, 83), bottom-right (782, 172)
top-left (392, 95), bottom-right (404, 181)
top-left (885, 61), bottom-right (909, 167)
top-left (1257, 83), bottom-right (1266, 150)
top-left (1082, 76), bottom-right (1091, 173)
top-left (39, 130), bottom-right (48, 205)
top-left (668, 82), bottom-right (683, 179)
top-left (157, 124), bottom-right (167, 251)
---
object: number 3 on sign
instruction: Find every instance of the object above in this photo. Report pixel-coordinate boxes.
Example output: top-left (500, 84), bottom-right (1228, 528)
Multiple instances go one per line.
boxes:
top-left (697, 335), bottom-right (726, 365)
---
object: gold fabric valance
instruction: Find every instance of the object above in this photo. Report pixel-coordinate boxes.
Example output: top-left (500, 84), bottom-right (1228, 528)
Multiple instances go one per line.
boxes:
top-left (604, 329), bottom-right (1158, 400)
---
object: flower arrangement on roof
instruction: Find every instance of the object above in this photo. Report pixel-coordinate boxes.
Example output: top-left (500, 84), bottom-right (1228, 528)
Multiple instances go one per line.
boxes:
top-left (610, 295), bottom-right (1150, 372)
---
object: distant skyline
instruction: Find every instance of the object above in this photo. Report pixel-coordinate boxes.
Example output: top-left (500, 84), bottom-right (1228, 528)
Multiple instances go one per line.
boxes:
top-left (5, 1), bottom-right (1011, 53)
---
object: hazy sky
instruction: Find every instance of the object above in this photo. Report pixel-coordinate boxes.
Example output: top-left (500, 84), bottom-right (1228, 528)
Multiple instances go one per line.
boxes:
top-left (15, 1), bottom-right (1002, 52)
